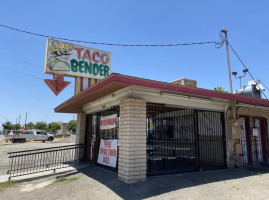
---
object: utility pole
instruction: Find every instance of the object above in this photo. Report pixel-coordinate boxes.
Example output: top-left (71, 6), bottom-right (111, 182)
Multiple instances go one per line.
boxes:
top-left (221, 28), bottom-right (236, 119)
top-left (18, 115), bottom-right (21, 125)
top-left (24, 113), bottom-right (28, 128)
top-left (221, 28), bottom-right (233, 93)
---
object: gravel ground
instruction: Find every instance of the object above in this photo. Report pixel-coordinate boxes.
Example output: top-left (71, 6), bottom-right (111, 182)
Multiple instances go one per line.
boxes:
top-left (0, 140), bottom-right (74, 175)
top-left (1, 166), bottom-right (269, 200)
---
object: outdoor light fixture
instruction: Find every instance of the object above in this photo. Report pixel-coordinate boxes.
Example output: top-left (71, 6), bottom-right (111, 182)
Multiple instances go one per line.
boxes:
top-left (232, 72), bottom-right (237, 76)
top-left (232, 69), bottom-right (249, 89)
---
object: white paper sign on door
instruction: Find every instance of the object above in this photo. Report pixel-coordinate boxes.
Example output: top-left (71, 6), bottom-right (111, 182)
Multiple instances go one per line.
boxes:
top-left (252, 128), bottom-right (258, 137)
top-left (100, 114), bottom-right (117, 130)
top-left (97, 139), bottom-right (118, 167)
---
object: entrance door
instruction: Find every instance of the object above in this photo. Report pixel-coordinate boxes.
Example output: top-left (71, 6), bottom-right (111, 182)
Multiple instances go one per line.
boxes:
top-left (85, 106), bottom-right (120, 171)
top-left (240, 116), bottom-right (268, 166)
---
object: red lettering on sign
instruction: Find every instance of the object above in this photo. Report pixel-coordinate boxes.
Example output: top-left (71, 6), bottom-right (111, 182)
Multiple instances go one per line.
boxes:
top-left (103, 156), bottom-right (110, 164)
top-left (92, 52), bottom-right (100, 63)
top-left (82, 49), bottom-right (92, 61)
top-left (99, 148), bottom-right (107, 155)
top-left (108, 149), bottom-right (116, 156)
top-left (100, 118), bottom-right (116, 127)
top-left (74, 48), bottom-right (84, 59)
top-left (100, 54), bottom-right (109, 65)
top-left (104, 141), bottom-right (111, 148)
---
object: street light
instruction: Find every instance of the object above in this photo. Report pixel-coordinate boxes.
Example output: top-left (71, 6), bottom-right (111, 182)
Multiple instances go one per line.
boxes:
top-left (232, 69), bottom-right (248, 89)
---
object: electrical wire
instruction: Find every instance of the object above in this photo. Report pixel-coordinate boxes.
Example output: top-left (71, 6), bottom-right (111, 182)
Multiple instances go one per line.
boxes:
top-left (0, 65), bottom-right (75, 88)
top-left (2, 23), bottom-right (267, 99)
top-left (247, 68), bottom-right (269, 92)
top-left (0, 53), bottom-right (40, 69)
top-left (0, 65), bottom-right (44, 80)
top-left (227, 43), bottom-right (269, 100)
top-left (0, 23), bottom-right (221, 47)
top-left (220, 45), bottom-right (269, 92)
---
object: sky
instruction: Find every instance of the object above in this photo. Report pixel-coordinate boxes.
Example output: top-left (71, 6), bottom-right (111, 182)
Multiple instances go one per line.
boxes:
top-left (0, 0), bottom-right (269, 127)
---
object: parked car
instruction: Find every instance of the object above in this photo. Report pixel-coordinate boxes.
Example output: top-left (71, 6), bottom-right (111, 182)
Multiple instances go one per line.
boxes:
top-left (6, 130), bottom-right (54, 142)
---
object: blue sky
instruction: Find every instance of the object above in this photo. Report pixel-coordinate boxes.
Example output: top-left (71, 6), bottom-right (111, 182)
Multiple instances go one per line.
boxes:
top-left (0, 0), bottom-right (269, 127)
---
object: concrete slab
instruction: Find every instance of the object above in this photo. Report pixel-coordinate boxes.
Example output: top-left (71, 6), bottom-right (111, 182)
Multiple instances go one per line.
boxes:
top-left (0, 164), bottom-right (92, 183)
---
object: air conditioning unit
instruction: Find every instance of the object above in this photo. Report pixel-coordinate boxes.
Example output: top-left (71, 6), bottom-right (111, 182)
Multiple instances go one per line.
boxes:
top-left (235, 80), bottom-right (264, 99)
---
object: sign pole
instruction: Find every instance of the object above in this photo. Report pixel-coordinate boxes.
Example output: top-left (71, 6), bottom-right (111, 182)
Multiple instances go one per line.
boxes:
top-left (75, 77), bottom-right (81, 95)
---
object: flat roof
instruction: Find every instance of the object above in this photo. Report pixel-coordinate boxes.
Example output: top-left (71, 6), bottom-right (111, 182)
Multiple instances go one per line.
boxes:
top-left (55, 73), bottom-right (269, 113)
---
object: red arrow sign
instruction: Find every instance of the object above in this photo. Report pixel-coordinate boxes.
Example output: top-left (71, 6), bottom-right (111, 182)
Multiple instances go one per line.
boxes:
top-left (44, 73), bottom-right (71, 96)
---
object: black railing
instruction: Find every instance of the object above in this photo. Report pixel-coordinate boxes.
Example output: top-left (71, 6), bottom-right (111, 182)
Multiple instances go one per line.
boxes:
top-left (7, 144), bottom-right (90, 180)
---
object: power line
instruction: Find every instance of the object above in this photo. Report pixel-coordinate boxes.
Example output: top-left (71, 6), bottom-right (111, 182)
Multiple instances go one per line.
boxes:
top-left (228, 43), bottom-right (268, 100)
top-left (2, 23), bottom-right (267, 99)
top-left (0, 65), bottom-right (75, 88)
top-left (244, 67), bottom-right (269, 91)
top-left (0, 65), bottom-right (44, 80)
top-left (0, 23), bottom-right (221, 47)
top-left (0, 53), bottom-right (41, 69)
top-left (0, 52), bottom-right (42, 75)
top-left (247, 68), bottom-right (269, 92)
top-left (220, 46), bottom-right (269, 92)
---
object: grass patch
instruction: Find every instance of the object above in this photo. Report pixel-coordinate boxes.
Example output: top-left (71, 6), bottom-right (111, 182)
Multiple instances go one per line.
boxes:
top-left (53, 177), bottom-right (78, 184)
top-left (0, 181), bottom-right (20, 192)
top-left (256, 173), bottom-right (262, 177)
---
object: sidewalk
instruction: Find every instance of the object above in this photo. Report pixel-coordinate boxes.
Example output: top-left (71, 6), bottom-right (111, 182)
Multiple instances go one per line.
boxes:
top-left (1, 166), bottom-right (269, 200)
top-left (0, 164), bottom-right (92, 183)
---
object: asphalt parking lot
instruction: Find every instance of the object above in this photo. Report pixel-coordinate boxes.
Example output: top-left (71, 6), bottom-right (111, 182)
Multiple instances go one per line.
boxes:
top-left (1, 165), bottom-right (269, 200)
top-left (0, 139), bottom-right (74, 176)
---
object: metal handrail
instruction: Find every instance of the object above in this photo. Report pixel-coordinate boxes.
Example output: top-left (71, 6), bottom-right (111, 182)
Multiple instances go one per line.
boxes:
top-left (7, 144), bottom-right (83, 154)
top-left (7, 144), bottom-right (90, 180)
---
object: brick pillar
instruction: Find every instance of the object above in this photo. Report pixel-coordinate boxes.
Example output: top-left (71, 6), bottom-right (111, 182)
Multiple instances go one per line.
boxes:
top-left (118, 98), bottom-right (147, 184)
top-left (75, 113), bottom-right (86, 145)
top-left (75, 113), bottom-right (86, 161)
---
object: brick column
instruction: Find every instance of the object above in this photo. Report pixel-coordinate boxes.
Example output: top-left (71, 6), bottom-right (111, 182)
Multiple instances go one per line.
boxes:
top-left (75, 113), bottom-right (86, 161)
top-left (118, 98), bottom-right (147, 184)
top-left (75, 113), bottom-right (86, 145)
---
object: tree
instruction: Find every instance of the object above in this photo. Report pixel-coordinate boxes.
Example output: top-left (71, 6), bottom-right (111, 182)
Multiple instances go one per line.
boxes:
top-left (34, 121), bottom-right (47, 130)
top-left (48, 122), bottom-right (61, 133)
top-left (14, 123), bottom-right (21, 130)
top-left (2, 121), bottom-right (14, 130)
top-left (214, 86), bottom-right (228, 93)
top-left (26, 122), bottom-right (35, 129)
top-left (67, 120), bottom-right (77, 133)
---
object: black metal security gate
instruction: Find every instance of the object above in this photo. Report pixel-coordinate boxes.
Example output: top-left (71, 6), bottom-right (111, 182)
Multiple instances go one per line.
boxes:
top-left (146, 103), bottom-right (226, 175)
top-left (85, 106), bottom-right (120, 171)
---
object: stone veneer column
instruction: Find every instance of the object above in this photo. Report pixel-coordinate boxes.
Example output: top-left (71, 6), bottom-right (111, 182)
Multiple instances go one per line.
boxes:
top-left (75, 113), bottom-right (86, 145)
top-left (118, 98), bottom-right (147, 184)
top-left (75, 113), bottom-right (86, 161)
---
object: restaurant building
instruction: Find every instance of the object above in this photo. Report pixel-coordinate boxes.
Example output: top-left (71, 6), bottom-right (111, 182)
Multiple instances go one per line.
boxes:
top-left (55, 73), bottom-right (269, 184)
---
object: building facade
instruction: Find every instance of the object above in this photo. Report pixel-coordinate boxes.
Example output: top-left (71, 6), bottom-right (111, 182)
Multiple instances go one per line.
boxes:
top-left (55, 74), bottom-right (269, 183)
